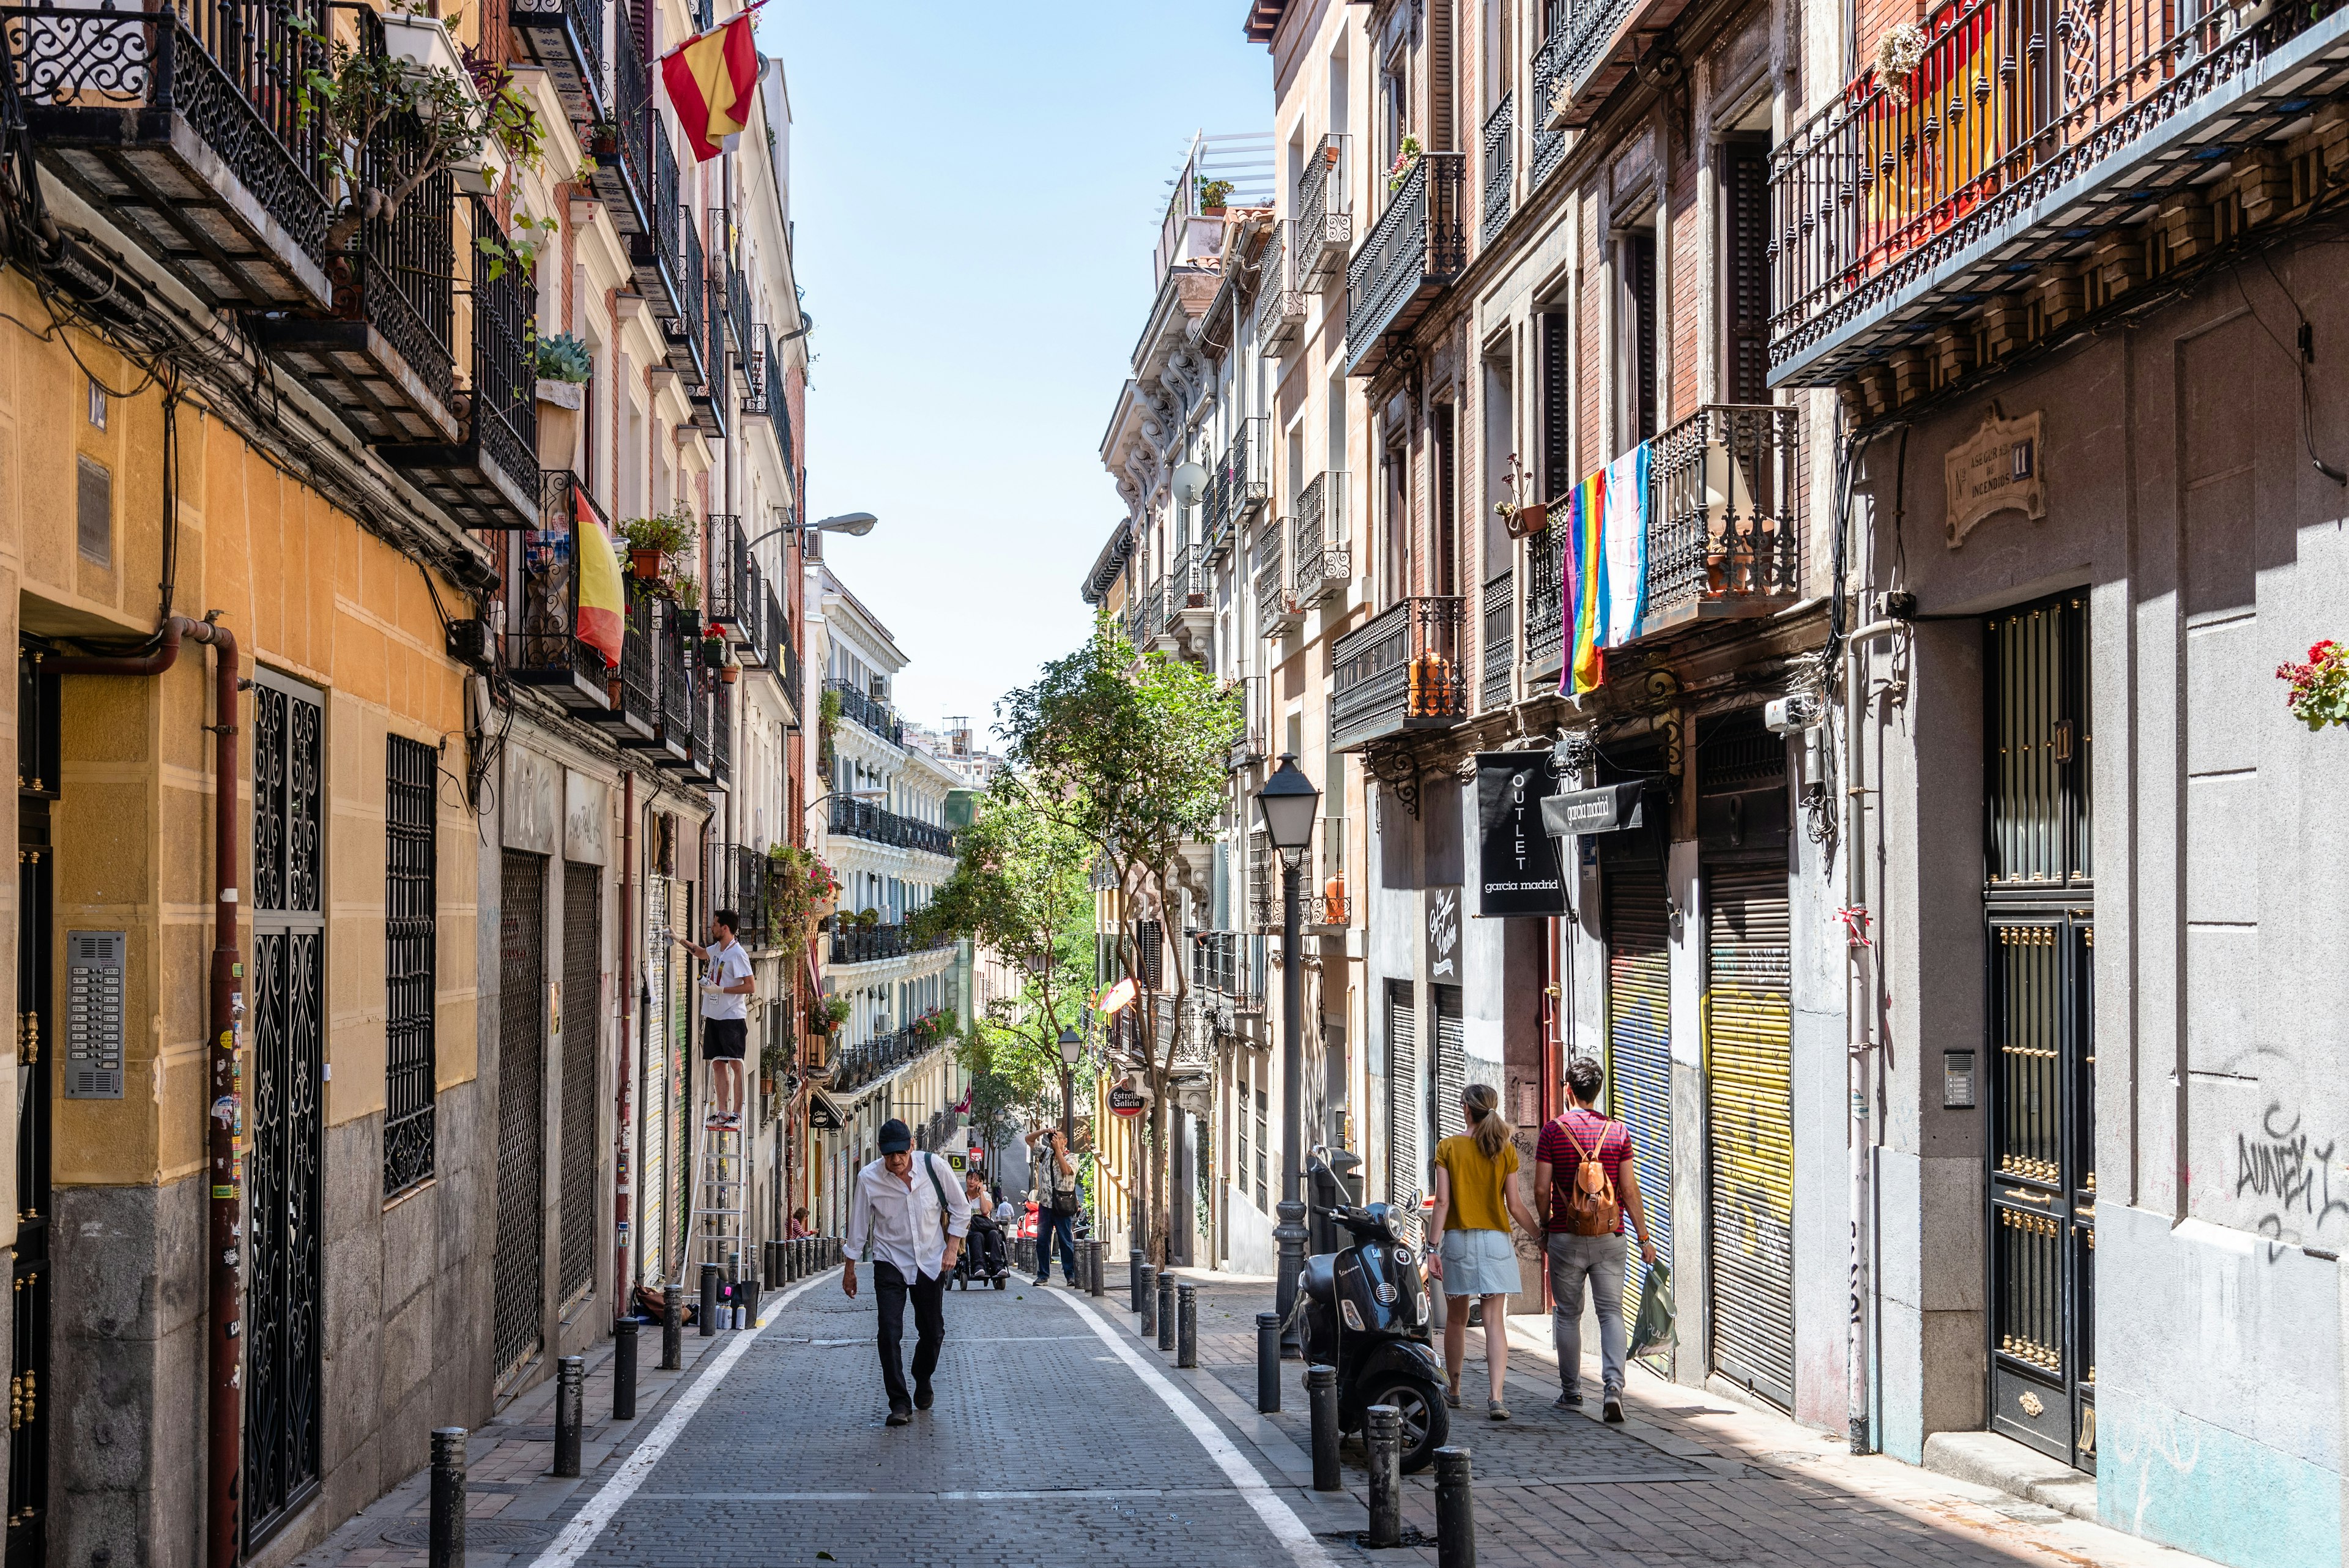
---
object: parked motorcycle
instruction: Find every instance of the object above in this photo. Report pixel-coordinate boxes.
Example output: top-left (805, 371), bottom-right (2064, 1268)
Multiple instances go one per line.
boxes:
top-left (1293, 1153), bottom-right (1450, 1471)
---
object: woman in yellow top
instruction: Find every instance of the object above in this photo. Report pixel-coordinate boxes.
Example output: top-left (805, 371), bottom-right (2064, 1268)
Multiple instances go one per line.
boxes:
top-left (1427, 1083), bottom-right (1542, 1421)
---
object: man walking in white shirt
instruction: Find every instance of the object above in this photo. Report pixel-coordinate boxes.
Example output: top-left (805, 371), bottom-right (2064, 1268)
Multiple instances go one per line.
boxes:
top-left (677, 910), bottom-right (754, 1127)
top-left (843, 1117), bottom-right (972, 1425)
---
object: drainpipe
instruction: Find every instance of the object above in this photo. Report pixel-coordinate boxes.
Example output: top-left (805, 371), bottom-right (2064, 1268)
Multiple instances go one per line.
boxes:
top-left (1841, 614), bottom-right (1904, 1457)
top-left (44, 613), bottom-right (242, 1568)
top-left (615, 771), bottom-right (635, 1325)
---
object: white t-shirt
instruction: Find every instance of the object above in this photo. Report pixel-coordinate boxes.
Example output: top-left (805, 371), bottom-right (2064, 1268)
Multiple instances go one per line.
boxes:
top-left (702, 938), bottom-right (752, 1020)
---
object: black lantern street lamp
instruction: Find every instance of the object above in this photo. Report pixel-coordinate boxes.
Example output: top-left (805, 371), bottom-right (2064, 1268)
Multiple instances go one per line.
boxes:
top-left (1057, 1025), bottom-right (1082, 1145)
top-left (1255, 753), bottom-right (1321, 1355)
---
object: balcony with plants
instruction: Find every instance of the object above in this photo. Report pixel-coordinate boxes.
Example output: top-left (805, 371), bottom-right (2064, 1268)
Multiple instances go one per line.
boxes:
top-left (1297, 133), bottom-right (1353, 284)
top-left (1769, 0), bottom-right (2349, 388)
top-left (1330, 595), bottom-right (1467, 751)
top-left (1254, 223), bottom-right (1304, 354)
top-left (7, 0), bottom-right (339, 310)
top-left (1290, 470), bottom-right (1351, 607)
top-left (1346, 148), bottom-right (1466, 377)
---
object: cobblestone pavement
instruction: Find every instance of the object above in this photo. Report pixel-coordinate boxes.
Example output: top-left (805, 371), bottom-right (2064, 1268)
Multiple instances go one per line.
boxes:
top-left (295, 1267), bottom-right (2227, 1568)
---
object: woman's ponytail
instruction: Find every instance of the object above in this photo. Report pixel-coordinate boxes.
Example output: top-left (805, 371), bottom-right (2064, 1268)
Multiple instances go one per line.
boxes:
top-left (1463, 1082), bottom-right (1513, 1159)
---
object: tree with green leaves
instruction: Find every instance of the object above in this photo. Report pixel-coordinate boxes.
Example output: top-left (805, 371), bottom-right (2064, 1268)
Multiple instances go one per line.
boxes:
top-left (996, 612), bottom-right (1238, 1264)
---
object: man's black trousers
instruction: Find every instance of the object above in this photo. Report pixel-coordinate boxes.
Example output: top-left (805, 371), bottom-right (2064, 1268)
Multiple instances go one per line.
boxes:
top-left (873, 1260), bottom-right (945, 1411)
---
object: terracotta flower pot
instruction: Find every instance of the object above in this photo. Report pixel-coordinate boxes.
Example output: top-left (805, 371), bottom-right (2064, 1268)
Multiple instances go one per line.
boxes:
top-left (720, 664), bottom-right (739, 685)
top-left (1516, 500), bottom-right (1549, 537)
top-left (629, 547), bottom-right (667, 581)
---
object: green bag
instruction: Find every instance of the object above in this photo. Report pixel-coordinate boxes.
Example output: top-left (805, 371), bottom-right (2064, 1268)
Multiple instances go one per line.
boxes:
top-left (1629, 1261), bottom-right (1677, 1361)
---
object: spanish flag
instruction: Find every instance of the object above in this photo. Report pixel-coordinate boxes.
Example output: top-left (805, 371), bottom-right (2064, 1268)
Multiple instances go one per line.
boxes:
top-left (661, 12), bottom-right (760, 163)
top-left (574, 490), bottom-right (626, 670)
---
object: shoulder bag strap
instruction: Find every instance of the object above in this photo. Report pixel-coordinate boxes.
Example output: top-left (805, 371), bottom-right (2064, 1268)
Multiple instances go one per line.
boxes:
top-left (923, 1153), bottom-right (952, 1220)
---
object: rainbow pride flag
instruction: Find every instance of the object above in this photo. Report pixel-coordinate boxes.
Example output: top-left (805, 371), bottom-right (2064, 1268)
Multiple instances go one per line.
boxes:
top-left (1557, 440), bottom-right (1652, 696)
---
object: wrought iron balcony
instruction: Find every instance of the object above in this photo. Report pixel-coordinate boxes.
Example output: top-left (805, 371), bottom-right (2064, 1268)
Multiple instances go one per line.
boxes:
top-left (676, 650), bottom-right (715, 783)
top-left (713, 844), bottom-right (770, 947)
top-left (6, 0), bottom-right (335, 310)
top-left (1297, 133), bottom-right (1352, 284)
top-left (829, 921), bottom-right (954, 965)
top-left (1189, 930), bottom-right (1266, 1014)
top-left (1254, 223), bottom-right (1304, 354)
top-left (665, 205), bottom-right (707, 380)
top-left (1330, 596), bottom-right (1467, 751)
top-left (591, 34), bottom-right (651, 238)
top-left (621, 598), bottom-right (693, 765)
top-left (581, 577), bottom-right (656, 743)
top-left (827, 798), bottom-right (956, 858)
top-left (1345, 152), bottom-right (1466, 377)
top-left (726, 255), bottom-right (753, 384)
top-left (1768, 0), bottom-right (2349, 387)
top-left (707, 513), bottom-right (759, 635)
top-left (1167, 543), bottom-right (1211, 639)
top-left (1224, 415), bottom-right (1269, 521)
top-left (511, 0), bottom-right (604, 119)
top-left (1481, 570), bottom-right (1515, 711)
top-left (504, 472), bottom-right (614, 710)
top-left (381, 198), bottom-right (539, 527)
top-left (1645, 404), bottom-right (1801, 628)
top-left (629, 127), bottom-right (685, 317)
top-left (1531, 5), bottom-right (1569, 188)
top-left (1538, 0), bottom-right (1687, 132)
top-left (1138, 576), bottom-right (1171, 652)
top-left (1225, 673), bottom-right (1268, 771)
top-left (1255, 531), bottom-right (1297, 637)
top-left (1201, 461), bottom-right (1234, 560)
top-left (1291, 470), bottom-right (1351, 606)
top-left (1522, 520), bottom-right (1566, 676)
top-left (689, 260), bottom-right (727, 434)
top-left (1121, 592), bottom-right (1149, 652)
top-left (1482, 92), bottom-right (1515, 246)
top-left (704, 675), bottom-right (730, 789)
top-left (825, 677), bottom-right (904, 748)
top-left (745, 574), bottom-right (798, 714)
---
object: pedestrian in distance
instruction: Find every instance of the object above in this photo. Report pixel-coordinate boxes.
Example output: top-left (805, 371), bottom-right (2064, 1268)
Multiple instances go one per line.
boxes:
top-left (842, 1117), bottom-right (973, 1425)
top-left (1426, 1082), bottom-right (1543, 1421)
top-left (1534, 1057), bottom-right (1658, 1423)
top-left (1025, 1125), bottom-right (1081, 1286)
top-left (676, 909), bottom-right (754, 1128)
top-left (789, 1206), bottom-right (815, 1240)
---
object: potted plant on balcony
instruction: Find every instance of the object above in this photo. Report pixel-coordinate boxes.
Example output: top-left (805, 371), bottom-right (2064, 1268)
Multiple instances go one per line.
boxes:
top-left (2279, 639), bottom-right (2349, 730)
top-left (1386, 134), bottom-right (1423, 195)
top-left (1196, 175), bottom-right (1236, 214)
top-left (1493, 451), bottom-right (1547, 538)
top-left (617, 507), bottom-right (693, 581)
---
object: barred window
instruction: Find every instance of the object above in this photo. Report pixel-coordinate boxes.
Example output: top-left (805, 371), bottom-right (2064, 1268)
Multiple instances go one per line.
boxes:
top-left (384, 735), bottom-right (437, 1196)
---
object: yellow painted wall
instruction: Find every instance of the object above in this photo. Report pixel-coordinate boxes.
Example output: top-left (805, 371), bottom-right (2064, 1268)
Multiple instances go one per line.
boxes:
top-left (0, 273), bottom-right (482, 1192)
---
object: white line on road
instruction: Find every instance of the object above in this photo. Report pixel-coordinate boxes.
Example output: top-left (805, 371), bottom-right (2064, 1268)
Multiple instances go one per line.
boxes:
top-left (524, 1272), bottom-right (825, 1568)
top-left (1050, 1290), bottom-right (1340, 1568)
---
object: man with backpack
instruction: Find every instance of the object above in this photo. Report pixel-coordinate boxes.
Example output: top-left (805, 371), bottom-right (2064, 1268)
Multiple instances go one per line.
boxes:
top-left (843, 1118), bottom-right (973, 1425)
top-left (1534, 1057), bottom-right (1658, 1423)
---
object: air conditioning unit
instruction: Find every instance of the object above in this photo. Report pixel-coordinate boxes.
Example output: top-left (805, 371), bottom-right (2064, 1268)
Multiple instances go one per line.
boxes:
top-left (445, 619), bottom-right (494, 671)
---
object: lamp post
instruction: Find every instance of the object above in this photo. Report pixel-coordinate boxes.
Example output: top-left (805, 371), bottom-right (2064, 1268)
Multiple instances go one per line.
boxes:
top-left (744, 510), bottom-right (880, 557)
top-left (1057, 1026), bottom-right (1082, 1146)
top-left (1255, 754), bottom-right (1321, 1356)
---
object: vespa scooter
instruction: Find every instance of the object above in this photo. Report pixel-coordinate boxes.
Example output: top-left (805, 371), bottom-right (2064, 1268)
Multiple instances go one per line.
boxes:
top-left (1292, 1153), bottom-right (1450, 1471)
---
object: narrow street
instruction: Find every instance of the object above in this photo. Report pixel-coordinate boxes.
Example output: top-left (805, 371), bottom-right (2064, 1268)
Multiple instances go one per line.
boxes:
top-left (303, 1272), bottom-right (2222, 1568)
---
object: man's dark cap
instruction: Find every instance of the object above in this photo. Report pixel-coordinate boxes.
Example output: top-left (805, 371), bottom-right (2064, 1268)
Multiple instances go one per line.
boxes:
top-left (877, 1118), bottom-right (913, 1153)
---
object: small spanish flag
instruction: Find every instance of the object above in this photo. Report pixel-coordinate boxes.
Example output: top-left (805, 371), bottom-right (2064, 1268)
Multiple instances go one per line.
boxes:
top-left (574, 491), bottom-right (626, 670)
top-left (661, 11), bottom-right (760, 163)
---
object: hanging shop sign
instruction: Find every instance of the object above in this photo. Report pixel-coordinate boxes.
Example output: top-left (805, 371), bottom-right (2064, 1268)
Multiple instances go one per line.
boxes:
top-left (1944, 406), bottom-right (2044, 549)
top-left (1540, 781), bottom-right (1647, 839)
top-left (1475, 752), bottom-right (1568, 918)
top-left (1424, 885), bottom-right (1462, 983)
top-left (807, 1091), bottom-right (845, 1131)
top-left (1108, 1084), bottom-right (1148, 1117)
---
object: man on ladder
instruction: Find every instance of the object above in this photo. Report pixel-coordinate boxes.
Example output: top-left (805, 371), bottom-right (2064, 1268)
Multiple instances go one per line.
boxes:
top-left (680, 908), bottom-right (754, 1128)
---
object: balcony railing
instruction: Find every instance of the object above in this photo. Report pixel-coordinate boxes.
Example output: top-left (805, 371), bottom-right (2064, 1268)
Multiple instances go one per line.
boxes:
top-left (511, 0), bottom-right (604, 119)
top-left (1482, 92), bottom-right (1515, 245)
top-left (827, 1021), bottom-right (951, 1095)
top-left (666, 205), bottom-right (707, 381)
top-left (1190, 930), bottom-right (1266, 1014)
top-left (825, 677), bottom-right (903, 747)
top-left (1345, 152), bottom-right (1466, 377)
top-left (6, 0), bottom-right (334, 308)
top-left (1297, 133), bottom-right (1352, 284)
top-left (1140, 576), bottom-right (1168, 647)
top-left (743, 322), bottom-right (773, 415)
top-left (1523, 521), bottom-right (1566, 674)
top-left (691, 259), bottom-right (727, 433)
top-left (1531, 4), bottom-right (1569, 188)
top-left (583, 576), bottom-right (656, 743)
top-left (707, 676), bottom-right (730, 789)
top-left (828, 921), bottom-right (955, 965)
top-left (1225, 415), bottom-right (1269, 521)
top-left (1254, 530), bottom-right (1296, 637)
top-left (621, 598), bottom-right (693, 766)
top-left (715, 844), bottom-right (770, 947)
top-left (827, 798), bottom-right (956, 858)
top-left (594, 30), bottom-right (652, 237)
top-left (1330, 596), bottom-right (1467, 751)
top-left (630, 125), bottom-right (683, 316)
top-left (1767, 0), bottom-right (2349, 385)
top-left (1291, 470), bottom-right (1351, 605)
top-left (382, 197), bottom-right (540, 527)
top-left (1201, 459), bottom-right (1234, 559)
top-left (726, 254), bottom-right (753, 381)
top-left (1226, 672), bottom-right (1268, 771)
top-left (707, 513), bottom-right (759, 635)
top-left (1255, 223), bottom-right (1304, 354)
top-left (505, 474), bottom-right (613, 710)
top-left (1481, 571), bottom-right (1515, 710)
top-left (1646, 404), bottom-right (1800, 627)
top-left (1538, 0), bottom-right (1660, 131)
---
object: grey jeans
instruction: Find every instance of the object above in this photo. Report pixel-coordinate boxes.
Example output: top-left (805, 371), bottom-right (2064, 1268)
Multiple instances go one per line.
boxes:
top-left (1546, 1232), bottom-right (1628, 1397)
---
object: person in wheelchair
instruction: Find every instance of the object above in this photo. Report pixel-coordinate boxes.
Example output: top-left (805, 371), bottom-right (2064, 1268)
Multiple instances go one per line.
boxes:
top-left (954, 1169), bottom-right (1011, 1289)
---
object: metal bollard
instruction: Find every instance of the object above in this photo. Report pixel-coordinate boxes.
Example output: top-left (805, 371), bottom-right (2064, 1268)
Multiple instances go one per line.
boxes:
top-left (1365, 1403), bottom-right (1402, 1548)
top-left (1089, 1240), bottom-right (1106, 1298)
top-left (552, 1356), bottom-right (584, 1477)
top-left (1176, 1283), bottom-right (1197, 1368)
top-left (660, 1281), bottom-right (683, 1369)
top-left (1434, 1446), bottom-right (1476, 1568)
top-left (1307, 1365), bottom-right (1341, 1491)
top-left (1156, 1273), bottom-right (1176, 1352)
top-left (1257, 1313), bottom-right (1283, 1412)
top-left (1138, 1264), bottom-right (1157, 1337)
top-left (612, 1319), bottom-right (638, 1421)
top-left (428, 1427), bottom-right (466, 1568)
top-left (1130, 1249), bottom-right (1145, 1312)
top-left (699, 1263), bottom-right (720, 1337)
top-left (740, 1273), bottom-right (761, 1328)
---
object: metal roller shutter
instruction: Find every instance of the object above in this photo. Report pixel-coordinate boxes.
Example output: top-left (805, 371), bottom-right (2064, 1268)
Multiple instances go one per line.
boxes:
top-left (1605, 860), bottom-right (1672, 1312)
top-left (1386, 981), bottom-right (1419, 1205)
top-left (1706, 861), bottom-right (1795, 1410)
top-left (1433, 986), bottom-right (1465, 1144)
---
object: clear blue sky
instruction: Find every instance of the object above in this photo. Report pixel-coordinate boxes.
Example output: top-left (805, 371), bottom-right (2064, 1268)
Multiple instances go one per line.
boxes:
top-left (757, 2), bottom-right (1271, 737)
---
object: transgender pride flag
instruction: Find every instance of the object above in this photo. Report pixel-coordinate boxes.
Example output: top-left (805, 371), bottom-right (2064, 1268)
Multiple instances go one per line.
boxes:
top-left (1557, 440), bottom-right (1652, 696)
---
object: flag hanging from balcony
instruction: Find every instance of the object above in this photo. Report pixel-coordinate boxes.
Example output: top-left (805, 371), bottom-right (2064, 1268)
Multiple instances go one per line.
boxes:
top-left (1559, 440), bottom-right (1652, 696)
top-left (574, 490), bottom-right (627, 670)
top-left (661, 12), bottom-right (762, 162)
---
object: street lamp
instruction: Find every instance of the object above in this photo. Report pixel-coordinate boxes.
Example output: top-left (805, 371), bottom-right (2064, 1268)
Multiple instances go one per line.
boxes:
top-left (1057, 1026), bottom-right (1083, 1145)
top-left (747, 510), bottom-right (880, 555)
top-left (1255, 753), bottom-right (1321, 1355)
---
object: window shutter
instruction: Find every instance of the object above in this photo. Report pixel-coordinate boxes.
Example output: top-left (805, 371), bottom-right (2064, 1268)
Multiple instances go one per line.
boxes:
top-left (1724, 142), bottom-right (1770, 405)
top-left (1628, 234), bottom-right (1659, 442)
top-left (1540, 311), bottom-right (1571, 499)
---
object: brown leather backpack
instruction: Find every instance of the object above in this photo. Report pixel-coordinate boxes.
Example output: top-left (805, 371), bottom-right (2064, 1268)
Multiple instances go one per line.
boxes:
top-left (1559, 1117), bottom-right (1622, 1237)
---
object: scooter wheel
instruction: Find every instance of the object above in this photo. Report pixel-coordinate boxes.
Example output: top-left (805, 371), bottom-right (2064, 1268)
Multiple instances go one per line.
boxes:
top-left (1360, 1375), bottom-right (1449, 1473)
top-left (993, 1276), bottom-right (1008, 1290)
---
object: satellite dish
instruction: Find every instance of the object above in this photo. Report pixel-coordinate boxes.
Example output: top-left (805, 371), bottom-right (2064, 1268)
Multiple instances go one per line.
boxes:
top-left (1170, 461), bottom-right (1210, 508)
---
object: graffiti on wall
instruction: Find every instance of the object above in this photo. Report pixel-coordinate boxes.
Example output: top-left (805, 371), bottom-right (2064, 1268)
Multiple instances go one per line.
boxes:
top-left (2235, 1102), bottom-right (2349, 1240)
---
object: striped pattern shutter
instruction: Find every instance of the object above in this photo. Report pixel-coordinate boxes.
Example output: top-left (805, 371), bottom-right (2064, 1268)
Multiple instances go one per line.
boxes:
top-left (1433, 986), bottom-right (1466, 1143)
top-left (640, 875), bottom-right (669, 1287)
top-left (1386, 981), bottom-right (1419, 1205)
top-left (1604, 860), bottom-right (1672, 1299)
top-left (1705, 861), bottom-right (1796, 1410)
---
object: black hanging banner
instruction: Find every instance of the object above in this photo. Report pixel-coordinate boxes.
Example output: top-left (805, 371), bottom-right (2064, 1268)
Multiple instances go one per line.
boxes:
top-left (1475, 752), bottom-right (1568, 918)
